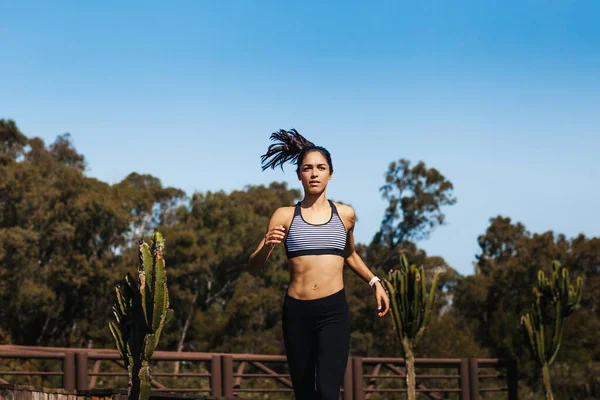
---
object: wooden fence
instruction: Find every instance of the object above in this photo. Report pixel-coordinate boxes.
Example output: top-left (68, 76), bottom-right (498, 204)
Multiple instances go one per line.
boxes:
top-left (0, 346), bottom-right (517, 399)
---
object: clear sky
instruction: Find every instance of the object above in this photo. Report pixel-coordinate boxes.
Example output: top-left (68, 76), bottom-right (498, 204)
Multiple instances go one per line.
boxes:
top-left (2, 1), bottom-right (599, 276)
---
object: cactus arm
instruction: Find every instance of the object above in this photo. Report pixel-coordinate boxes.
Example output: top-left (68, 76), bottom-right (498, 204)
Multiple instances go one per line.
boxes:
top-left (109, 322), bottom-right (127, 364)
top-left (153, 306), bottom-right (171, 350)
top-left (419, 266), bottom-right (427, 331)
top-left (548, 301), bottom-right (563, 365)
top-left (151, 231), bottom-right (165, 252)
top-left (152, 257), bottom-right (168, 331)
top-left (112, 306), bottom-right (122, 324)
top-left (537, 304), bottom-right (546, 364)
top-left (399, 272), bottom-right (407, 329)
top-left (416, 267), bottom-right (441, 344)
top-left (139, 242), bottom-right (154, 327)
top-left (143, 334), bottom-right (156, 361)
top-left (116, 286), bottom-right (127, 316)
top-left (151, 232), bottom-right (165, 281)
top-left (383, 279), bottom-right (404, 343)
top-left (411, 267), bottom-right (421, 338)
top-left (139, 272), bottom-right (149, 327)
top-left (140, 243), bottom-right (154, 290)
top-left (548, 328), bottom-right (563, 366)
top-left (424, 267), bottom-right (441, 327)
top-left (521, 314), bottom-right (536, 355)
top-left (139, 361), bottom-right (151, 400)
top-left (403, 273), bottom-right (411, 334)
top-left (568, 277), bottom-right (584, 315)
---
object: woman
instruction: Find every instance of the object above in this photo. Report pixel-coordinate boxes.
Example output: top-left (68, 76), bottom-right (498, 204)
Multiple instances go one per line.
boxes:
top-left (248, 129), bottom-right (390, 400)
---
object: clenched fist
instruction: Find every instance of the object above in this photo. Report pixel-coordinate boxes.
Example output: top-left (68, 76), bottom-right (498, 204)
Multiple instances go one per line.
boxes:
top-left (264, 225), bottom-right (286, 247)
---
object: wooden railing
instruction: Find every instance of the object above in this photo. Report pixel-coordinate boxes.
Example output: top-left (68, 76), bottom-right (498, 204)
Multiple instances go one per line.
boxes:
top-left (0, 345), bottom-right (517, 399)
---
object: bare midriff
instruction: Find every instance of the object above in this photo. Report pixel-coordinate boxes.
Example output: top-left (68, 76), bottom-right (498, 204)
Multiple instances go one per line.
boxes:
top-left (286, 254), bottom-right (345, 300)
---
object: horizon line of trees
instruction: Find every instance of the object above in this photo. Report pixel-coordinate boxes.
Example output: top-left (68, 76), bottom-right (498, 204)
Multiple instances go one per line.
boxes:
top-left (1, 119), bottom-right (598, 399)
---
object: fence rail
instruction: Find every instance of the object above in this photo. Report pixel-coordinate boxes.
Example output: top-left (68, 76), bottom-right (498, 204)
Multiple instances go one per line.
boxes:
top-left (0, 345), bottom-right (517, 399)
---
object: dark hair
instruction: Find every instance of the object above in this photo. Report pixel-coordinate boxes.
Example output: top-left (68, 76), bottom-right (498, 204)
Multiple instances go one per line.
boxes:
top-left (260, 129), bottom-right (333, 173)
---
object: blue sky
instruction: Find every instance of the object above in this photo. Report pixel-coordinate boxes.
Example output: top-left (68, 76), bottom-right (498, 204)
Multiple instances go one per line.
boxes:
top-left (2, 1), bottom-right (599, 276)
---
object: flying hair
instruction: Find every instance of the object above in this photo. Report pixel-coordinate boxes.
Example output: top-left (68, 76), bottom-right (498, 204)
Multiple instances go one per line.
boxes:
top-left (260, 129), bottom-right (315, 171)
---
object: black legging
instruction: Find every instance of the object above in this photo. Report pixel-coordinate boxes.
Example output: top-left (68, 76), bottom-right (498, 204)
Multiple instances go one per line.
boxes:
top-left (282, 287), bottom-right (351, 400)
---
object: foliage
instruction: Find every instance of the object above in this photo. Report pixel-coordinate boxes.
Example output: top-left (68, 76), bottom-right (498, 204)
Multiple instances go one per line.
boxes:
top-left (376, 158), bottom-right (456, 248)
top-left (521, 261), bottom-right (583, 400)
top-left (453, 216), bottom-right (600, 399)
top-left (0, 120), bottom-right (183, 347)
top-left (2, 119), bottom-right (598, 398)
top-left (382, 254), bottom-right (441, 400)
top-left (109, 231), bottom-right (174, 400)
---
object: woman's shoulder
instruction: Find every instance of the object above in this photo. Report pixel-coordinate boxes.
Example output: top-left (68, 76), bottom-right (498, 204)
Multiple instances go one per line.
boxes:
top-left (331, 201), bottom-right (356, 222)
top-left (270, 204), bottom-right (296, 223)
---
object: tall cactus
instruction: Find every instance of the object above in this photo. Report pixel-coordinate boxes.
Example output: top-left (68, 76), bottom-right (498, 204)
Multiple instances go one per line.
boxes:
top-left (382, 254), bottom-right (441, 400)
top-left (521, 261), bottom-right (583, 400)
top-left (109, 231), bottom-right (174, 400)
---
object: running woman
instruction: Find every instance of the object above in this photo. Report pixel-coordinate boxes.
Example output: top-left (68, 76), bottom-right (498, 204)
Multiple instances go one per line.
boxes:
top-left (248, 129), bottom-right (390, 400)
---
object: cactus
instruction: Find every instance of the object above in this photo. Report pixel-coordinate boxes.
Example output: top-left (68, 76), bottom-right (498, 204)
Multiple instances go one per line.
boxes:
top-left (109, 231), bottom-right (174, 400)
top-left (520, 261), bottom-right (583, 400)
top-left (382, 254), bottom-right (441, 400)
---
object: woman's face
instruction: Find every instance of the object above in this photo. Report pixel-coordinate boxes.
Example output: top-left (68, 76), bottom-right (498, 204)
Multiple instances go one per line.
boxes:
top-left (297, 150), bottom-right (332, 194)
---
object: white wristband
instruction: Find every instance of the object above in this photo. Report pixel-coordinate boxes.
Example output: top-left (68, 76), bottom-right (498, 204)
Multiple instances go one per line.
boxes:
top-left (368, 276), bottom-right (381, 288)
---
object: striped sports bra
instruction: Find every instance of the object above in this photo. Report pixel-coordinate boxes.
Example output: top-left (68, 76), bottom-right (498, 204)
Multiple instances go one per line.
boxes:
top-left (284, 200), bottom-right (348, 259)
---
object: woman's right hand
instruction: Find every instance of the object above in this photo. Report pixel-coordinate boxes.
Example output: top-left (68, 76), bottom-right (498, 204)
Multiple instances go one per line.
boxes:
top-left (264, 225), bottom-right (286, 247)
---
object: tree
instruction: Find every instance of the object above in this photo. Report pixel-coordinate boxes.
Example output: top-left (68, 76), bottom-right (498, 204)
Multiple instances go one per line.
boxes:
top-left (0, 119), bottom-right (27, 165)
top-left (476, 216), bottom-right (529, 275)
top-left (116, 173), bottom-right (186, 239)
top-left (369, 159), bottom-right (456, 273)
top-left (138, 182), bottom-right (301, 359)
top-left (453, 216), bottom-right (600, 398)
top-left (0, 121), bottom-right (182, 347)
top-left (377, 159), bottom-right (456, 247)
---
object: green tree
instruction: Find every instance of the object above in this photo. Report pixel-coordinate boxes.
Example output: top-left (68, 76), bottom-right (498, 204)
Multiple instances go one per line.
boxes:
top-left (135, 183), bottom-right (301, 358)
top-left (376, 159), bottom-right (456, 246)
top-left (367, 159), bottom-right (456, 279)
top-left (453, 216), bottom-right (600, 399)
top-left (0, 120), bottom-right (182, 347)
top-left (0, 119), bottom-right (27, 165)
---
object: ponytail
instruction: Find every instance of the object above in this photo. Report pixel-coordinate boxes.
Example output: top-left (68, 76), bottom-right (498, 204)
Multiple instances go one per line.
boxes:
top-left (260, 128), bottom-right (334, 173)
top-left (260, 129), bottom-right (314, 171)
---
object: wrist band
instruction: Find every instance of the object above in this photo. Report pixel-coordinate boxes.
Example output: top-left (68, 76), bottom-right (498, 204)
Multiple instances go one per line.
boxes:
top-left (368, 276), bottom-right (381, 287)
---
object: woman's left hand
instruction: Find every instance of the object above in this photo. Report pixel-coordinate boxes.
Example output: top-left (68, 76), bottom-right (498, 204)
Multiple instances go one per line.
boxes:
top-left (374, 283), bottom-right (390, 317)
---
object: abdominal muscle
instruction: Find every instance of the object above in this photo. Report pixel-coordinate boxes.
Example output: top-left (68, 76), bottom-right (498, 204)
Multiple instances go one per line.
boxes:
top-left (286, 254), bottom-right (345, 300)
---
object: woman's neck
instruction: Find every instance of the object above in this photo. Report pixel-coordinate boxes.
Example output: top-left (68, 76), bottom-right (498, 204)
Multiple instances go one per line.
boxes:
top-left (301, 192), bottom-right (329, 209)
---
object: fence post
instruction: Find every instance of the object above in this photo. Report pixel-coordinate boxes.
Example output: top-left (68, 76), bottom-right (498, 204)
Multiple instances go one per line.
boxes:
top-left (469, 359), bottom-right (479, 400)
top-left (343, 357), bottom-right (353, 400)
top-left (507, 358), bottom-right (518, 400)
top-left (63, 351), bottom-right (76, 391)
top-left (210, 354), bottom-right (222, 397)
top-left (75, 351), bottom-right (89, 391)
top-left (352, 357), bottom-right (364, 400)
top-left (459, 358), bottom-right (470, 400)
top-left (221, 355), bottom-right (234, 397)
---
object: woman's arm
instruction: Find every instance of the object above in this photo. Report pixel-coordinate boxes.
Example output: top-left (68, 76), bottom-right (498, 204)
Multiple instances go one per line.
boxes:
top-left (339, 204), bottom-right (390, 317)
top-left (248, 207), bottom-right (290, 276)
